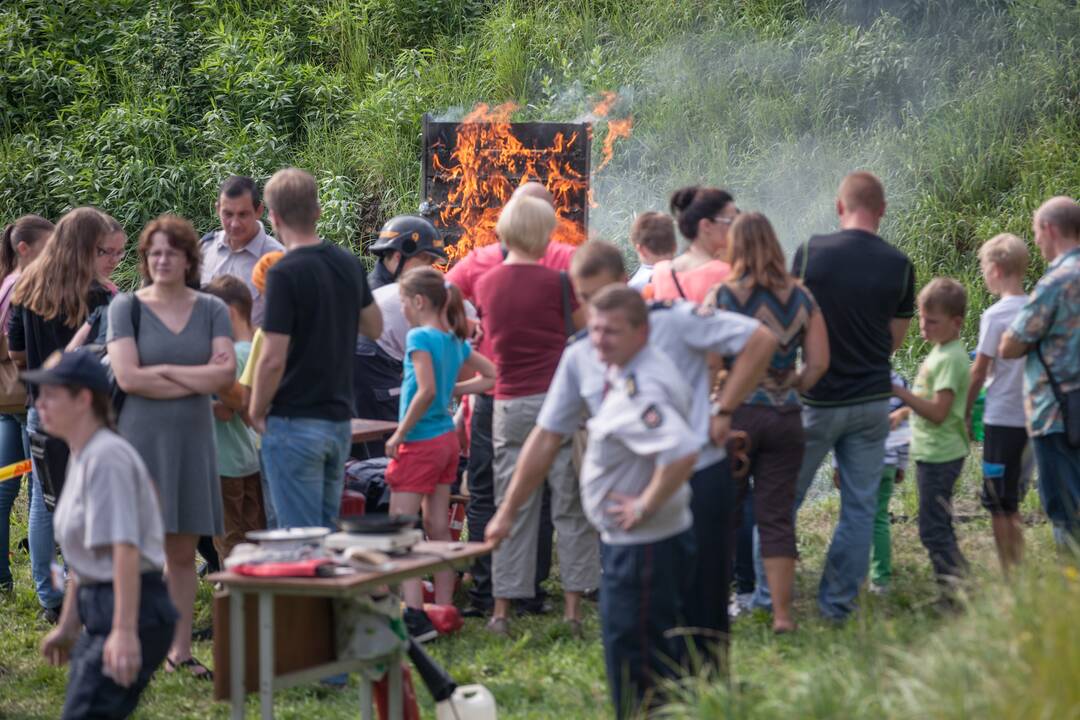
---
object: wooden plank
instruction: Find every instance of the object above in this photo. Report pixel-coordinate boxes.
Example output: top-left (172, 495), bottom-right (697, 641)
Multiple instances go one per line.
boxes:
top-left (351, 418), bottom-right (398, 443)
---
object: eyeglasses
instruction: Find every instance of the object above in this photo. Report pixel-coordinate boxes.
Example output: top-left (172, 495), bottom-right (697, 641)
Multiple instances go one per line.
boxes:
top-left (97, 247), bottom-right (125, 259)
top-left (711, 216), bottom-right (736, 226)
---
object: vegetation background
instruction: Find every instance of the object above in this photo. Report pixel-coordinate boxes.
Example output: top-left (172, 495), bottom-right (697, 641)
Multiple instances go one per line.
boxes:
top-left (2, 0), bottom-right (1079, 364)
top-left (1, 0), bottom-right (1079, 717)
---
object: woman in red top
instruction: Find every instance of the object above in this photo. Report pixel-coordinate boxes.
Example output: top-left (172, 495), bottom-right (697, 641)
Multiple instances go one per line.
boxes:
top-left (474, 195), bottom-right (598, 636)
top-left (646, 186), bottom-right (737, 302)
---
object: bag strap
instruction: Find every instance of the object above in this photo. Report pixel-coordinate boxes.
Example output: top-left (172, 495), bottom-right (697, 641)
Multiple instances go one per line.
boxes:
top-left (560, 271), bottom-right (573, 337)
top-left (1035, 341), bottom-right (1066, 406)
top-left (130, 293), bottom-right (142, 360)
top-left (670, 267), bottom-right (688, 300)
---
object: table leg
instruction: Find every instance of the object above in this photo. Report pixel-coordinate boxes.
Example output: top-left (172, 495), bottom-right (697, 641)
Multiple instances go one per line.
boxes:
top-left (388, 652), bottom-right (402, 720)
top-left (359, 675), bottom-right (374, 720)
top-left (259, 592), bottom-right (274, 720)
top-left (230, 590), bottom-right (245, 720)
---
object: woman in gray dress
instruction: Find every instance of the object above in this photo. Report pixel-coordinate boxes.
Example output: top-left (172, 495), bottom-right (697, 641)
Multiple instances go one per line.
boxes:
top-left (108, 214), bottom-right (234, 680)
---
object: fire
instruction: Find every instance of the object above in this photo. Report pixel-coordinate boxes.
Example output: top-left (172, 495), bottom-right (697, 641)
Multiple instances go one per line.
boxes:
top-left (431, 95), bottom-right (633, 263)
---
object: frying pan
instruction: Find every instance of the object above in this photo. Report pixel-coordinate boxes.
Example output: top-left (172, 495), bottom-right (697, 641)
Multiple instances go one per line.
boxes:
top-left (337, 513), bottom-right (420, 535)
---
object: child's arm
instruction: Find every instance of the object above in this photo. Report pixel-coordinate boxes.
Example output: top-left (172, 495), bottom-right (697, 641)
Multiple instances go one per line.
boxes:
top-left (966, 353), bottom-right (991, 421)
top-left (385, 350), bottom-right (436, 459)
top-left (454, 351), bottom-right (496, 397)
top-left (893, 384), bottom-right (954, 426)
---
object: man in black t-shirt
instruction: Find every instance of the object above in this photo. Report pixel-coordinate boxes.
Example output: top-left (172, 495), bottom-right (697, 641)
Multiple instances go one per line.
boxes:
top-left (249, 168), bottom-right (382, 529)
top-left (783, 171), bottom-right (915, 622)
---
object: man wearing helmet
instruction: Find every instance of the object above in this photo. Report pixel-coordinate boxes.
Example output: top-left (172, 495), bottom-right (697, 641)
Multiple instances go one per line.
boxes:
top-left (367, 215), bottom-right (449, 291)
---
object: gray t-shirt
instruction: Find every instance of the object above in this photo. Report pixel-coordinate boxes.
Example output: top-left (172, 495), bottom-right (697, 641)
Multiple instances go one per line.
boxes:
top-left (538, 300), bottom-right (761, 470)
top-left (580, 345), bottom-right (700, 545)
top-left (53, 428), bottom-right (166, 584)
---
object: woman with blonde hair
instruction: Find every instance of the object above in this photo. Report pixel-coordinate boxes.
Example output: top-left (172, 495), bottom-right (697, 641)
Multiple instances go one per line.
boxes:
top-left (8, 207), bottom-right (114, 620)
top-left (708, 211), bottom-right (829, 633)
top-left (108, 214), bottom-right (235, 680)
top-left (474, 194), bottom-right (598, 636)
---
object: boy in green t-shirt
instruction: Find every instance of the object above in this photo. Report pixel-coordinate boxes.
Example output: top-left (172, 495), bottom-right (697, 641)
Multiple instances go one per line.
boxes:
top-left (204, 276), bottom-right (266, 559)
top-left (893, 278), bottom-right (971, 596)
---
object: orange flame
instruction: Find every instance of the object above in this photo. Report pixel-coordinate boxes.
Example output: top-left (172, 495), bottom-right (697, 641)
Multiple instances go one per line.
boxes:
top-left (432, 95), bottom-right (633, 263)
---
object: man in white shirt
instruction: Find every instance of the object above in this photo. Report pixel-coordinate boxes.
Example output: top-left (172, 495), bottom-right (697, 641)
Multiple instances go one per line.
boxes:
top-left (199, 176), bottom-right (284, 326)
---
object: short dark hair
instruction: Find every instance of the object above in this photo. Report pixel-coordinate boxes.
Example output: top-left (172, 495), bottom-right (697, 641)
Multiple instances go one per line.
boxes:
top-left (918, 277), bottom-right (966, 319)
top-left (219, 175), bottom-right (262, 209)
top-left (630, 212), bottom-right (676, 257)
top-left (571, 241), bottom-right (625, 280)
top-left (590, 284), bottom-right (648, 328)
top-left (203, 274), bottom-right (253, 325)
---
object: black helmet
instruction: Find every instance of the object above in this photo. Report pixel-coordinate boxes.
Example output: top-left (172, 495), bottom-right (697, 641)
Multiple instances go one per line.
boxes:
top-left (370, 215), bottom-right (447, 260)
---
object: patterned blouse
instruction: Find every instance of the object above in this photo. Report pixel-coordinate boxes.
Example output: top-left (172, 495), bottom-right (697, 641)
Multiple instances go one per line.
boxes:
top-left (711, 277), bottom-right (817, 408)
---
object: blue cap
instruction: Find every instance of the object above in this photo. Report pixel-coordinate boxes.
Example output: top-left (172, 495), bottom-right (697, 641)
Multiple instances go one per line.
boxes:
top-left (21, 349), bottom-right (110, 395)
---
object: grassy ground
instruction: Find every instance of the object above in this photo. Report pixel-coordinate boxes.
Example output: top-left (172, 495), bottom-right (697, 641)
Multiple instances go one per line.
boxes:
top-left (1, 448), bottom-right (1077, 719)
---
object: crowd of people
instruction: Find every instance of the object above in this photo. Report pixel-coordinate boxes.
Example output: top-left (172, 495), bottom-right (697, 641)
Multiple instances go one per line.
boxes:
top-left (0, 165), bottom-right (1077, 719)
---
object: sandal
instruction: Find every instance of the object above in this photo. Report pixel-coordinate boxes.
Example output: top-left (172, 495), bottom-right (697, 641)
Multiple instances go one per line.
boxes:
top-left (166, 655), bottom-right (214, 681)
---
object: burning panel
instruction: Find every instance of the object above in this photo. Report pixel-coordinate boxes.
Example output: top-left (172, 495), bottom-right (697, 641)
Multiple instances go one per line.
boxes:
top-left (421, 103), bottom-right (591, 263)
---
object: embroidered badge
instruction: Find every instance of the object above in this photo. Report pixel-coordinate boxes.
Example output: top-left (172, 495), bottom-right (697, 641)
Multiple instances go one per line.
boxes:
top-left (641, 404), bottom-right (663, 429)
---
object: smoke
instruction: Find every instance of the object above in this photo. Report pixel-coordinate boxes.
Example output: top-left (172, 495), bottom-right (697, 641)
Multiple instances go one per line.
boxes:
top-left (584, 2), bottom-right (998, 257)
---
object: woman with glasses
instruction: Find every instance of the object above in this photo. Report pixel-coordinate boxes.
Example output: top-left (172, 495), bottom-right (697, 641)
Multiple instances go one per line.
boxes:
top-left (645, 186), bottom-right (737, 303)
top-left (708, 212), bottom-right (829, 633)
top-left (108, 214), bottom-right (235, 681)
top-left (96, 217), bottom-right (126, 294)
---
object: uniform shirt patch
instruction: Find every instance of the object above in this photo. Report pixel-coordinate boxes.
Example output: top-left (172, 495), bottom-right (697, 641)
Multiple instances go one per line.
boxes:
top-left (641, 404), bottom-right (663, 428)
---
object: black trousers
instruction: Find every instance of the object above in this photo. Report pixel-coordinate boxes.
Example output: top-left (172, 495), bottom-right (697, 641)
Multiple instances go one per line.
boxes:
top-left (682, 457), bottom-right (736, 669)
top-left (466, 395), bottom-right (552, 609)
top-left (62, 573), bottom-right (177, 720)
top-left (916, 459), bottom-right (969, 586)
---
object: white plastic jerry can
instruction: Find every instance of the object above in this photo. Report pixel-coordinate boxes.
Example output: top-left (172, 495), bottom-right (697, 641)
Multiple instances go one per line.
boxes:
top-left (434, 684), bottom-right (497, 720)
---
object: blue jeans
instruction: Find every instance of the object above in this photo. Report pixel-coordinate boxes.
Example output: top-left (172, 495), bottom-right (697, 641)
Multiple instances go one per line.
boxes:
top-left (261, 416), bottom-right (351, 530)
top-left (0, 413), bottom-right (27, 588)
top-left (599, 530), bottom-right (695, 720)
top-left (780, 400), bottom-right (889, 620)
top-left (1032, 432), bottom-right (1080, 547)
top-left (27, 407), bottom-right (63, 609)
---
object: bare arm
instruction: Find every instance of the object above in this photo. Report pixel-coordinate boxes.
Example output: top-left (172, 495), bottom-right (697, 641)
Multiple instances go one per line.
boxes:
top-left (9, 350), bottom-right (26, 368)
top-left (717, 326), bottom-right (777, 411)
top-left (65, 322), bottom-right (93, 352)
top-left (485, 428), bottom-right (565, 545)
top-left (41, 574), bottom-right (80, 667)
top-left (571, 306), bottom-right (587, 332)
top-left (894, 385), bottom-right (955, 426)
top-left (248, 332), bottom-right (289, 431)
top-left (795, 310), bottom-right (830, 393)
top-left (999, 330), bottom-right (1030, 360)
top-left (158, 336), bottom-right (236, 395)
top-left (385, 350), bottom-right (436, 458)
top-left (108, 337), bottom-right (190, 399)
top-left (102, 543), bottom-right (142, 687)
top-left (966, 353), bottom-right (992, 420)
top-left (454, 351), bottom-right (496, 397)
top-left (358, 303), bottom-right (383, 341)
top-left (890, 318), bottom-right (911, 352)
top-left (218, 379), bottom-right (247, 412)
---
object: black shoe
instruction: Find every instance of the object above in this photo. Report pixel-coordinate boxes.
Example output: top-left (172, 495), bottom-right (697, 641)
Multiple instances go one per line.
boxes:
top-left (192, 625), bottom-right (214, 642)
top-left (582, 588), bottom-right (599, 602)
top-left (404, 607), bottom-right (439, 643)
top-left (41, 606), bottom-right (61, 625)
top-left (514, 598), bottom-right (553, 616)
top-left (461, 604), bottom-right (490, 619)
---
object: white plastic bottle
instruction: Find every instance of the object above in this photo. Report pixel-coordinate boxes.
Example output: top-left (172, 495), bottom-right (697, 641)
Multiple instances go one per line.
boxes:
top-left (434, 684), bottom-right (497, 720)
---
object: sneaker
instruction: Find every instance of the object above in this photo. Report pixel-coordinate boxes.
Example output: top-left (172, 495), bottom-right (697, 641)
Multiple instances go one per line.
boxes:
top-left (485, 617), bottom-right (510, 636)
top-left (403, 607), bottom-right (439, 643)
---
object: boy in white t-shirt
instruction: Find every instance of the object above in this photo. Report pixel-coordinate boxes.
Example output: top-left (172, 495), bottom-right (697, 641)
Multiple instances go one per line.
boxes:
top-left (966, 233), bottom-right (1030, 573)
top-left (627, 212), bottom-right (676, 291)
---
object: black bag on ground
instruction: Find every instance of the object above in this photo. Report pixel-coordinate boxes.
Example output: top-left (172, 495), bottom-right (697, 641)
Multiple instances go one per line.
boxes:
top-left (28, 430), bottom-right (69, 512)
top-left (344, 457), bottom-right (392, 514)
top-left (1037, 343), bottom-right (1080, 449)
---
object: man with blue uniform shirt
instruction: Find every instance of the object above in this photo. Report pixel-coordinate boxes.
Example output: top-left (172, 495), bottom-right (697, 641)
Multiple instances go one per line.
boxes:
top-left (487, 241), bottom-right (776, 670)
